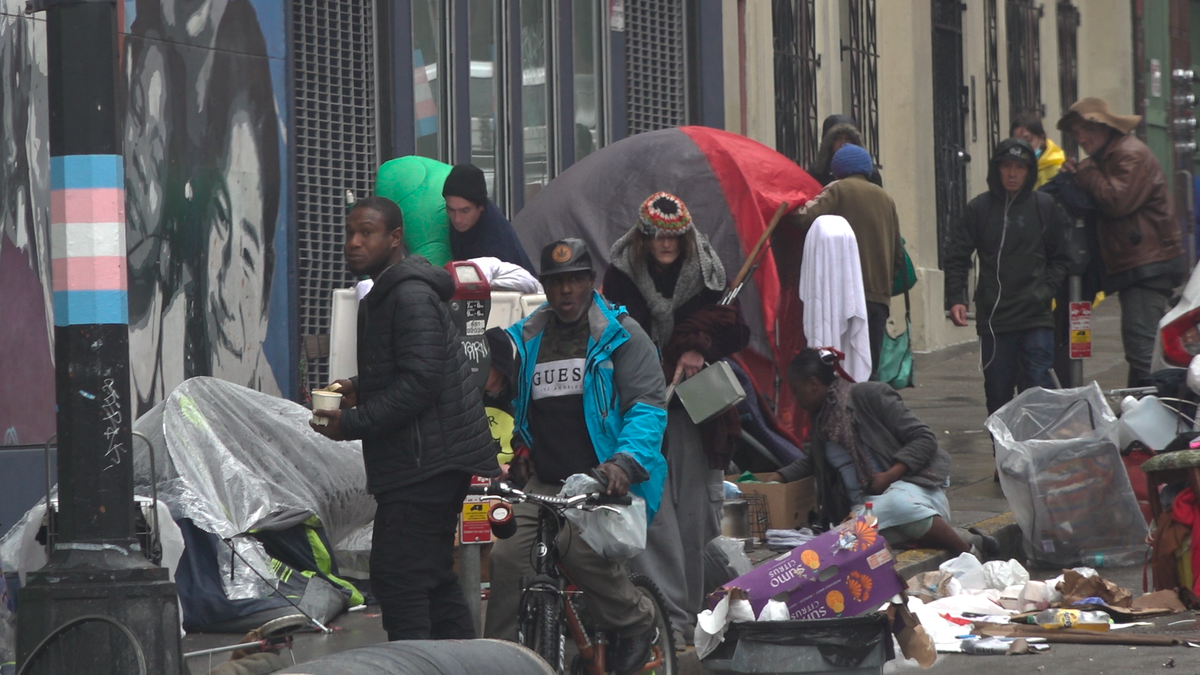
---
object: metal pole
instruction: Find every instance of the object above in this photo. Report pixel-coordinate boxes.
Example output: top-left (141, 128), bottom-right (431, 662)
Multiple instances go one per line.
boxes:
top-left (17, 1), bottom-right (181, 672)
top-left (460, 544), bottom-right (483, 637)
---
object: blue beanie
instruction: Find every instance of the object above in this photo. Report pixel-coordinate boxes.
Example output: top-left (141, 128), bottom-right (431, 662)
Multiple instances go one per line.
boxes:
top-left (830, 144), bottom-right (873, 179)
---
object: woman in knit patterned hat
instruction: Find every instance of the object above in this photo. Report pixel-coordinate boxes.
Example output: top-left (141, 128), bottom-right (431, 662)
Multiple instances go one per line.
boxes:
top-left (603, 192), bottom-right (750, 644)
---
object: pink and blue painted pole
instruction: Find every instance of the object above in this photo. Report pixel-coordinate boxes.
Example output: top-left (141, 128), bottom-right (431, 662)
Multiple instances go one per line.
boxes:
top-left (17, 1), bottom-right (182, 672)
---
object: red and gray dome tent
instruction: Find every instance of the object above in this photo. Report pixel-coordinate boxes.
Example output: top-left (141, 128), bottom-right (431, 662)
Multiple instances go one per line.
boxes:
top-left (513, 126), bottom-right (822, 433)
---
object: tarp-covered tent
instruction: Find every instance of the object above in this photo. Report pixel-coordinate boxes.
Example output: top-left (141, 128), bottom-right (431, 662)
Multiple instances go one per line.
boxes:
top-left (130, 377), bottom-right (377, 631)
top-left (512, 126), bottom-right (822, 432)
top-left (0, 378), bottom-right (378, 634)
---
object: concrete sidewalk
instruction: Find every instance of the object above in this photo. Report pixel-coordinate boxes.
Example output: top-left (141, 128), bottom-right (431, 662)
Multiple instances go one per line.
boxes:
top-left (892, 296), bottom-right (1129, 577)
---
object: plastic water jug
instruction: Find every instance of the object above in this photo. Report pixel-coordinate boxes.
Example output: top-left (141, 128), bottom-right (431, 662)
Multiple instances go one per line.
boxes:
top-left (1118, 395), bottom-right (1177, 451)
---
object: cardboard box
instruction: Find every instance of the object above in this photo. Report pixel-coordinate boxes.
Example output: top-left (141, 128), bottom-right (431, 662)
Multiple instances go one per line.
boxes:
top-left (709, 516), bottom-right (905, 621)
top-left (727, 474), bottom-right (816, 530)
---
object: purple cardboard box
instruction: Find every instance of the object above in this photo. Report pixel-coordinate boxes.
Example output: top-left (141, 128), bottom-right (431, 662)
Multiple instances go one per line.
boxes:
top-left (709, 516), bottom-right (905, 620)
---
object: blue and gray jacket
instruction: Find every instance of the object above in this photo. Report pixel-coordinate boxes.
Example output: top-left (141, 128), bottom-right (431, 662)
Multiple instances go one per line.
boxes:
top-left (506, 291), bottom-right (668, 522)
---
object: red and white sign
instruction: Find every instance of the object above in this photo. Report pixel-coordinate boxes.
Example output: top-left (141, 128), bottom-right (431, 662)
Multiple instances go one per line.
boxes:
top-left (1069, 301), bottom-right (1092, 359)
top-left (460, 475), bottom-right (493, 544)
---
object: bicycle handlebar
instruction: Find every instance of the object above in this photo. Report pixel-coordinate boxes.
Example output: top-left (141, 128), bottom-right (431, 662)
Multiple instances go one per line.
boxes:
top-left (467, 482), bottom-right (633, 508)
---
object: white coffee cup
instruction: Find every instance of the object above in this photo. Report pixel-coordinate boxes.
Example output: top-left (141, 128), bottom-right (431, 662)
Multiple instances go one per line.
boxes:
top-left (311, 390), bottom-right (343, 426)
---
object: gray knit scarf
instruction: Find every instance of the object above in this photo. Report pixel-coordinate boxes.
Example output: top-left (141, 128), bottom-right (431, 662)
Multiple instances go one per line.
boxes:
top-left (609, 229), bottom-right (727, 346)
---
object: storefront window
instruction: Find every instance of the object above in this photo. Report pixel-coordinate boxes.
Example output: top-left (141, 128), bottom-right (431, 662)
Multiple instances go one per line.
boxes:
top-left (413, 0), bottom-right (447, 161)
top-left (521, 0), bottom-right (551, 202)
top-left (469, 0), bottom-right (503, 208)
top-left (573, 0), bottom-right (603, 162)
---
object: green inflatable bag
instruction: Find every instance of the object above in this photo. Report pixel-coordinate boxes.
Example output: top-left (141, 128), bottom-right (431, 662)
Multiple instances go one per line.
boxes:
top-left (374, 156), bottom-right (453, 267)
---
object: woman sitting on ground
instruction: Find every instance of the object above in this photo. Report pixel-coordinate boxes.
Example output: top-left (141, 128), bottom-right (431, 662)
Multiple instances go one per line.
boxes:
top-left (767, 348), bottom-right (994, 557)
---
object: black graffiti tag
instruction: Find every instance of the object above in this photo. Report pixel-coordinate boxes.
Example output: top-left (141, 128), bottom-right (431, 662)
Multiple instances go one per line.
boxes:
top-left (101, 378), bottom-right (125, 471)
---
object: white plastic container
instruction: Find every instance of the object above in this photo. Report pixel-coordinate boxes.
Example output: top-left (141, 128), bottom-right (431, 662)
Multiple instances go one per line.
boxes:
top-left (1117, 395), bottom-right (1178, 451)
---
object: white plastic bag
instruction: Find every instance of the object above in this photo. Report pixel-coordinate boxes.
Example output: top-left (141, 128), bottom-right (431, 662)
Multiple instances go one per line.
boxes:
top-left (981, 558), bottom-right (1030, 591)
top-left (756, 599), bottom-right (790, 621)
top-left (939, 552), bottom-right (986, 590)
top-left (560, 473), bottom-right (647, 559)
top-left (695, 593), bottom-right (755, 659)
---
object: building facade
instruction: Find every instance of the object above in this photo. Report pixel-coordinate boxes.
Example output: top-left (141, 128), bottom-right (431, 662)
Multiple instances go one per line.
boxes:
top-left (4, 0), bottom-right (1199, 449)
top-left (0, 0), bottom-right (726, 445)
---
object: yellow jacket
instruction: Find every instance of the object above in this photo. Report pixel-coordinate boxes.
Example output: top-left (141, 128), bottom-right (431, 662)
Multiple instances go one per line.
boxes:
top-left (1036, 137), bottom-right (1066, 188)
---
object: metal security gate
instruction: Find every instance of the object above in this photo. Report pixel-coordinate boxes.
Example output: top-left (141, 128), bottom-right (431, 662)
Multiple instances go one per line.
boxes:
top-left (773, 0), bottom-right (819, 168)
top-left (932, 0), bottom-right (969, 268)
top-left (293, 0), bottom-right (379, 393)
top-left (844, 0), bottom-right (879, 163)
top-left (1057, 1), bottom-right (1080, 158)
top-left (1007, 0), bottom-right (1043, 121)
top-left (625, 0), bottom-right (688, 134)
top-left (984, 0), bottom-right (1002, 155)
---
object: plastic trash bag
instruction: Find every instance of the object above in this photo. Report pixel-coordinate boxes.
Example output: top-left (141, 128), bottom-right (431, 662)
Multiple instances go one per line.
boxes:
top-left (982, 559), bottom-right (1030, 591)
top-left (703, 536), bottom-right (754, 596)
top-left (560, 474), bottom-right (647, 559)
top-left (939, 552), bottom-right (986, 590)
top-left (987, 383), bottom-right (1149, 567)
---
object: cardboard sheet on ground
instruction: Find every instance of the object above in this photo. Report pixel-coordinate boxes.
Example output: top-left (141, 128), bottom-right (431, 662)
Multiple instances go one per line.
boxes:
top-left (1012, 588), bottom-right (1188, 622)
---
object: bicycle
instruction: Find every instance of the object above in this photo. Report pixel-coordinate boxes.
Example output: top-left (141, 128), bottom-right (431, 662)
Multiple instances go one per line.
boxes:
top-left (470, 480), bottom-right (677, 675)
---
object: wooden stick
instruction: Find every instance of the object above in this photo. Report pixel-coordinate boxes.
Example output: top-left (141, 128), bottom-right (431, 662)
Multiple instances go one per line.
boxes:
top-left (728, 201), bottom-right (790, 292)
top-left (976, 623), bottom-right (1185, 646)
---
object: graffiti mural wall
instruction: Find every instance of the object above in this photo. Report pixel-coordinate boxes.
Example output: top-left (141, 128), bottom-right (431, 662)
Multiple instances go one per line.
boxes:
top-left (0, 0), bottom-right (293, 444)
top-left (0, 3), bottom-right (54, 446)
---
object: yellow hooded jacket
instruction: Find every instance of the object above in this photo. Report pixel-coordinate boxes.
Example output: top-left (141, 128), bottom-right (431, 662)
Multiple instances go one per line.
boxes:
top-left (1036, 137), bottom-right (1066, 188)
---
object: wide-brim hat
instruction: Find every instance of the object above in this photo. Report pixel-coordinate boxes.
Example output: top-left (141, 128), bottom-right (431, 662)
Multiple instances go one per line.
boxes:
top-left (1057, 97), bottom-right (1141, 135)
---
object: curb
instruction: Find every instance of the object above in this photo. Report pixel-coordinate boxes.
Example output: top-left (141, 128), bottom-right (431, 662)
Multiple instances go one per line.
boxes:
top-left (893, 512), bottom-right (1023, 580)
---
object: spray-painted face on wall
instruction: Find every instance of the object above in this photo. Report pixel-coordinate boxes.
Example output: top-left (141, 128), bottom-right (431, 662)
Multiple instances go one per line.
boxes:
top-left (206, 111), bottom-right (267, 369)
top-left (193, 6), bottom-right (280, 391)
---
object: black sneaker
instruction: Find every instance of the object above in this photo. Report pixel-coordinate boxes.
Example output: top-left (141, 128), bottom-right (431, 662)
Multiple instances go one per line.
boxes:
top-left (610, 626), bottom-right (658, 675)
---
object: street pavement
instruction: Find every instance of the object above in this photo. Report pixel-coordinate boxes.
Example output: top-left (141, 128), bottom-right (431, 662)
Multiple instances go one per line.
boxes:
top-left (183, 297), bottom-right (1200, 673)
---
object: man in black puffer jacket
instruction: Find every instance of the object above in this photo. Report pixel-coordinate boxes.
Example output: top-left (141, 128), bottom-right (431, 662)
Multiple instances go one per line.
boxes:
top-left (311, 196), bottom-right (499, 641)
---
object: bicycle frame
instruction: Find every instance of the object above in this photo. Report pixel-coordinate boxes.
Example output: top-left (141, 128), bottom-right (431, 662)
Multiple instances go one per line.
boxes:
top-left (477, 483), bottom-right (666, 675)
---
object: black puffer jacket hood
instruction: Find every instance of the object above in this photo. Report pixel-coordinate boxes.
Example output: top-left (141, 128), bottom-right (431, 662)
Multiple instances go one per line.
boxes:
top-left (342, 254), bottom-right (500, 496)
top-left (987, 137), bottom-right (1038, 198)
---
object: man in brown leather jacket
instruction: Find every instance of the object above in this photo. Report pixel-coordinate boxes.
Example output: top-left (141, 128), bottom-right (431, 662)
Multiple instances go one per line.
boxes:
top-left (1059, 97), bottom-right (1186, 386)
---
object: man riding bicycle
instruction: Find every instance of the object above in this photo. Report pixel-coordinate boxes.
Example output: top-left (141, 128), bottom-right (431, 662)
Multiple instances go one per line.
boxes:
top-left (484, 238), bottom-right (668, 674)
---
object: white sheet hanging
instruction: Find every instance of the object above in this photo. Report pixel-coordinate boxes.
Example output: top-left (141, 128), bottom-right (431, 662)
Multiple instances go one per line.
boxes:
top-left (798, 215), bottom-right (871, 382)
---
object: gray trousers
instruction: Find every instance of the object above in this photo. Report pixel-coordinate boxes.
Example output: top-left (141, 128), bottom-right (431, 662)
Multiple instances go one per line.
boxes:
top-left (1118, 277), bottom-right (1174, 386)
top-left (484, 477), bottom-right (655, 641)
top-left (628, 407), bottom-right (723, 639)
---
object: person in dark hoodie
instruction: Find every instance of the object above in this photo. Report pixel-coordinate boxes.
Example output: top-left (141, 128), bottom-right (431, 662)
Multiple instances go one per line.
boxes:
top-left (443, 163), bottom-right (537, 275)
top-left (944, 139), bottom-right (1072, 414)
top-left (808, 114), bottom-right (883, 187)
top-left (310, 196), bottom-right (500, 641)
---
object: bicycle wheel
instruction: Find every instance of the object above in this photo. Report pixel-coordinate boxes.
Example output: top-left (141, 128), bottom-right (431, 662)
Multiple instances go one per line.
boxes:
top-left (518, 583), bottom-right (566, 673)
top-left (628, 574), bottom-right (677, 675)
